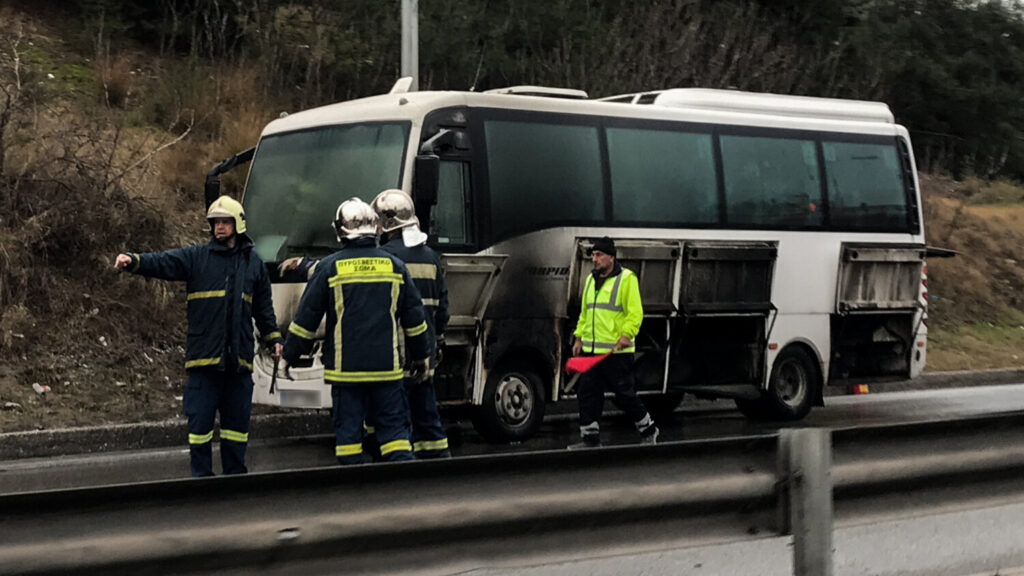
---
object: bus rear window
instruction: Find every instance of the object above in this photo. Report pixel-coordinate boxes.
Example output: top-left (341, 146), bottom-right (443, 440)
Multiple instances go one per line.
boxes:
top-left (823, 141), bottom-right (908, 231)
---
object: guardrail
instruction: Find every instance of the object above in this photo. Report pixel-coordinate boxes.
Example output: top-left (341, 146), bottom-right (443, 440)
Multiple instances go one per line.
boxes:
top-left (2, 413), bottom-right (1024, 575)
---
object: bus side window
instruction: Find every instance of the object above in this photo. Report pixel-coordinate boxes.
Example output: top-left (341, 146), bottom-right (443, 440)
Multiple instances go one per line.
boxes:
top-left (720, 134), bottom-right (823, 228)
top-left (432, 161), bottom-right (472, 245)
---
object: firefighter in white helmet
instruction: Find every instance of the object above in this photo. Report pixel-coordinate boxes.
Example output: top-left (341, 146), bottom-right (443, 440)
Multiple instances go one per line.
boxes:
top-left (371, 189), bottom-right (451, 459)
top-left (114, 195), bottom-right (283, 477)
top-left (281, 197), bottom-right (433, 465)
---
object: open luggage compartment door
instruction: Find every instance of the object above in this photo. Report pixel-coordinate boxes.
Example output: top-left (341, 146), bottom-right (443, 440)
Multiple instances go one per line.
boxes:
top-left (836, 244), bottom-right (925, 312)
top-left (435, 254), bottom-right (508, 401)
top-left (670, 241), bottom-right (779, 393)
top-left (569, 238), bottom-right (680, 315)
top-left (568, 239), bottom-right (681, 396)
top-left (831, 243), bottom-right (926, 381)
top-left (679, 241), bottom-right (778, 315)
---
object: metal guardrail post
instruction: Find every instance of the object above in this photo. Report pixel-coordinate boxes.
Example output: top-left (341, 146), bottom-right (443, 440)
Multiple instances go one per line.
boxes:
top-left (780, 428), bottom-right (833, 576)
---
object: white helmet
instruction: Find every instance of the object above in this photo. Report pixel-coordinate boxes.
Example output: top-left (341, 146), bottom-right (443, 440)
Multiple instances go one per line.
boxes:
top-left (333, 198), bottom-right (378, 240)
top-left (371, 189), bottom-right (418, 233)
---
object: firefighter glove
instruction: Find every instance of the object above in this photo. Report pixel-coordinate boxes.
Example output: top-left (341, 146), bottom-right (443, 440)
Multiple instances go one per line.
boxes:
top-left (408, 358), bottom-right (431, 383)
top-left (435, 335), bottom-right (446, 365)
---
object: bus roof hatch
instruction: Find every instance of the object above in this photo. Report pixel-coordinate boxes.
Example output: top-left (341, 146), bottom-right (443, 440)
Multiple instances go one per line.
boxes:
top-left (484, 86), bottom-right (589, 100)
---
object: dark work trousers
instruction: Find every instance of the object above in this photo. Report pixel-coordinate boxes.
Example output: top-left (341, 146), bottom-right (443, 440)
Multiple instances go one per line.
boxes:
top-left (332, 382), bottom-right (414, 466)
top-left (577, 353), bottom-right (651, 436)
top-left (183, 370), bottom-right (253, 478)
top-left (406, 377), bottom-right (449, 458)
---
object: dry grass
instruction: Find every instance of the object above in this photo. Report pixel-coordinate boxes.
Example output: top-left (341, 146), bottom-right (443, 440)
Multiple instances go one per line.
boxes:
top-left (964, 204), bottom-right (1024, 235)
top-left (927, 322), bottom-right (1024, 371)
top-left (920, 176), bottom-right (1024, 328)
top-left (919, 174), bottom-right (1024, 371)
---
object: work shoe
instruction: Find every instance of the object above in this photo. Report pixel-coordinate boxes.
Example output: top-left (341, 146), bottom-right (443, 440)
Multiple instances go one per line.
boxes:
top-left (567, 435), bottom-right (602, 450)
top-left (639, 425), bottom-right (659, 445)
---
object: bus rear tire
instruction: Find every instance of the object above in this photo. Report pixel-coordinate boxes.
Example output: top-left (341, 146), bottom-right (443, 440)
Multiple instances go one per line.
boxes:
top-left (471, 366), bottom-right (546, 443)
top-left (761, 346), bottom-right (817, 420)
top-left (736, 346), bottom-right (817, 421)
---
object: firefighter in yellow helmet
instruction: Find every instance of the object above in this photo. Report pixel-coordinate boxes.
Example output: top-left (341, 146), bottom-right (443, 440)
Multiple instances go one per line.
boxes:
top-left (281, 198), bottom-right (433, 465)
top-left (114, 196), bottom-right (283, 477)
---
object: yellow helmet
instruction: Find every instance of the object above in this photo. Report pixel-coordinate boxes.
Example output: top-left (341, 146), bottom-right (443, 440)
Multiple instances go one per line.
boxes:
top-left (206, 195), bottom-right (246, 235)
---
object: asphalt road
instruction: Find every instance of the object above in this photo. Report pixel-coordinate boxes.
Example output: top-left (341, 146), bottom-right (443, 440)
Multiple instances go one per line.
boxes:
top-left (4, 382), bottom-right (1024, 494)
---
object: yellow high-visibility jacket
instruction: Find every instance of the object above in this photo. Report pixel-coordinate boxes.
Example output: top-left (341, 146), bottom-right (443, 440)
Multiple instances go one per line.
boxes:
top-left (573, 266), bottom-right (643, 354)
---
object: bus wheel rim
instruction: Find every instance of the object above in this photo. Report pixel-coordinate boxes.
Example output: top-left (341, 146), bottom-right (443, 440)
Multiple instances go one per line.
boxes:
top-left (775, 358), bottom-right (807, 406)
top-left (494, 374), bottom-right (532, 426)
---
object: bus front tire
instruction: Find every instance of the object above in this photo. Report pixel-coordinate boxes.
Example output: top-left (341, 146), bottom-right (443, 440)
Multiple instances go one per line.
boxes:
top-left (471, 367), bottom-right (546, 443)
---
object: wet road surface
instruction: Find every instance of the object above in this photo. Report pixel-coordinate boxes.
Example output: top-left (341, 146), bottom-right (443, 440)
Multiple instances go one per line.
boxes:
top-left (2, 383), bottom-right (1024, 493)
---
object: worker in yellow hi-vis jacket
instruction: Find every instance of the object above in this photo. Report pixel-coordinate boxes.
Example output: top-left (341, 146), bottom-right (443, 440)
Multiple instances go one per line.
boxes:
top-left (569, 236), bottom-right (658, 449)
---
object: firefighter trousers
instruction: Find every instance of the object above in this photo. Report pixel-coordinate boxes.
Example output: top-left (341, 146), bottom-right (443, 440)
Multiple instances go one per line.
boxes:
top-left (183, 370), bottom-right (253, 478)
top-left (332, 382), bottom-right (414, 465)
top-left (406, 378), bottom-right (450, 458)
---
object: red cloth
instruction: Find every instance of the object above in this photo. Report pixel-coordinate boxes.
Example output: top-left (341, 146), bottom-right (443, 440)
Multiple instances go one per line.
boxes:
top-left (565, 354), bottom-right (611, 375)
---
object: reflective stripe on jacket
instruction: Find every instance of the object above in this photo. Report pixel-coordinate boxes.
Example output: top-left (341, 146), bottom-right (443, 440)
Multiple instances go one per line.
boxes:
top-left (573, 266), bottom-right (643, 354)
top-left (380, 236), bottom-right (449, 341)
top-left (128, 238), bottom-right (282, 372)
top-left (282, 237), bottom-right (432, 385)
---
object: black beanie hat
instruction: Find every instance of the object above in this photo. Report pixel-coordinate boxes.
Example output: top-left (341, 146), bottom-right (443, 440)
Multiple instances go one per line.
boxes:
top-left (592, 236), bottom-right (616, 257)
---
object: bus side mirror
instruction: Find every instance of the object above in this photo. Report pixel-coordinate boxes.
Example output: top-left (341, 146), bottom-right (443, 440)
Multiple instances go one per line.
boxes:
top-left (204, 147), bottom-right (256, 208)
top-left (413, 154), bottom-right (440, 207)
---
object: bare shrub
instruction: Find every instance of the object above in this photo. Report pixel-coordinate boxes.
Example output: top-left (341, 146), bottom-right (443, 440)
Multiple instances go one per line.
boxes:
top-left (98, 52), bottom-right (134, 109)
top-left (158, 139), bottom-right (206, 198)
top-left (962, 177), bottom-right (1024, 205)
top-left (0, 19), bottom-right (198, 416)
top-left (0, 304), bottom-right (33, 354)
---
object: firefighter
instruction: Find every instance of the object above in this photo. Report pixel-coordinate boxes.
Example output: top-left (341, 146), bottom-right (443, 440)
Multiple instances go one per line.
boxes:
top-left (371, 189), bottom-right (451, 459)
top-left (114, 196), bottom-right (283, 477)
top-left (569, 236), bottom-right (659, 448)
top-left (280, 198), bottom-right (432, 465)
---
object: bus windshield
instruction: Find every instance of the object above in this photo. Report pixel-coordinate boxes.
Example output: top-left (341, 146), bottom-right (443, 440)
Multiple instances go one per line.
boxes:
top-left (243, 121), bottom-right (410, 260)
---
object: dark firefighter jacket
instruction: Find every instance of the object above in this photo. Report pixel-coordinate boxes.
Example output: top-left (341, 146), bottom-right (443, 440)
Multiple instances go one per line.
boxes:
top-left (126, 238), bottom-right (283, 372)
top-left (282, 237), bottom-right (432, 385)
top-left (381, 236), bottom-right (450, 343)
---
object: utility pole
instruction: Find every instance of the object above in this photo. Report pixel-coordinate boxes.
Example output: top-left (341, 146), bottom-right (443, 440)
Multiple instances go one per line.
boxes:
top-left (401, 0), bottom-right (419, 91)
